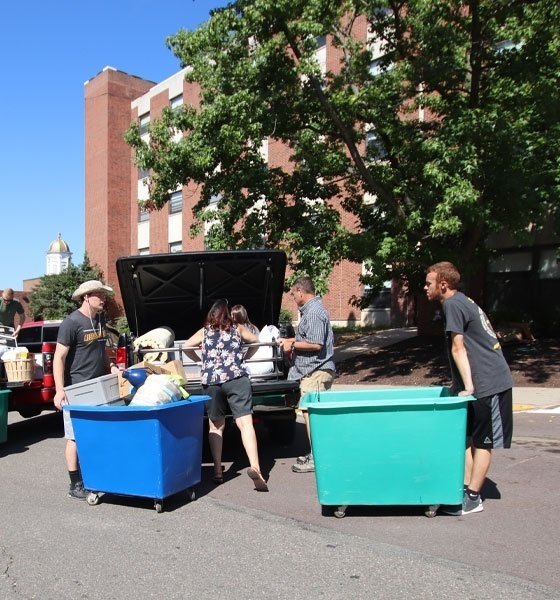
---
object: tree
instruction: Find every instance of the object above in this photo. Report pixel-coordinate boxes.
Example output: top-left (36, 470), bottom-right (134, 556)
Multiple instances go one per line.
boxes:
top-left (125, 0), bottom-right (560, 300)
top-left (28, 255), bottom-right (105, 320)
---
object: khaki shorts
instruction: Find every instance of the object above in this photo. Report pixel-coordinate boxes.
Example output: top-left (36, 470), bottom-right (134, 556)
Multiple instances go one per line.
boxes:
top-left (299, 369), bottom-right (335, 407)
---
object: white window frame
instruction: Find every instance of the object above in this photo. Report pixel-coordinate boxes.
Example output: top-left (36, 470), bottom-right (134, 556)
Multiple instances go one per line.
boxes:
top-left (169, 191), bottom-right (183, 214)
top-left (170, 95), bottom-right (183, 112)
top-left (139, 113), bottom-right (150, 136)
top-left (169, 241), bottom-right (182, 254)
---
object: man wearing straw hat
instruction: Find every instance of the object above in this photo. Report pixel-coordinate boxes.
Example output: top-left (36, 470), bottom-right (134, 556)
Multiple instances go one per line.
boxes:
top-left (53, 280), bottom-right (120, 500)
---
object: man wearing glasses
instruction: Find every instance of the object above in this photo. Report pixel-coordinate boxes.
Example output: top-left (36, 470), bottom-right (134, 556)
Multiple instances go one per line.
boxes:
top-left (0, 288), bottom-right (26, 337)
top-left (279, 276), bottom-right (335, 473)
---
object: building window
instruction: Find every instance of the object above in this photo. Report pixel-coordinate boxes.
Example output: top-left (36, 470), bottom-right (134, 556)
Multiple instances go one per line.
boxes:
top-left (369, 56), bottom-right (395, 76)
top-left (169, 191), bottom-right (183, 214)
top-left (139, 113), bottom-right (150, 136)
top-left (169, 242), bottom-right (182, 254)
top-left (138, 167), bottom-right (149, 180)
top-left (138, 247), bottom-right (149, 255)
top-left (316, 35), bottom-right (326, 48)
top-left (138, 208), bottom-right (150, 222)
top-left (366, 129), bottom-right (387, 159)
top-left (170, 95), bottom-right (183, 112)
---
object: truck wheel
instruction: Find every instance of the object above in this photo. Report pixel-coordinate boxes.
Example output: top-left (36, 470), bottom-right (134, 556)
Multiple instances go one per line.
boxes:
top-left (18, 410), bottom-right (41, 419)
top-left (266, 419), bottom-right (296, 444)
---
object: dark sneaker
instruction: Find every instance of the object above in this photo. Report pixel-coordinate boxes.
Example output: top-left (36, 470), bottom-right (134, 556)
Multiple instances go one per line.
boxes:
top-left (296, 452), bottom-right (312, 465)
top-left (292, 454), bottom-right (314, 473)
top-left (442, 492), bottom-right (483, 516)
top-left (68, 481), bottom-right (87, 500)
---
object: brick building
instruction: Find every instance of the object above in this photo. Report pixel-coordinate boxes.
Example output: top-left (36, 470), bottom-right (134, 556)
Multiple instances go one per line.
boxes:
top-left (84, 57), bottom-right (412, 327)
top-left (83, 15), bottom-right (559, 335)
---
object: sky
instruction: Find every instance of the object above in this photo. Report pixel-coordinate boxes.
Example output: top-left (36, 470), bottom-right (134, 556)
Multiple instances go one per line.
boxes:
top-left (1, 0), bottom-right (227, 289)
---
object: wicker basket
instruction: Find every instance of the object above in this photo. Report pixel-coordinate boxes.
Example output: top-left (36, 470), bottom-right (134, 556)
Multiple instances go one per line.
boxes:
top-left (4, 358), bottom-right (35, 383)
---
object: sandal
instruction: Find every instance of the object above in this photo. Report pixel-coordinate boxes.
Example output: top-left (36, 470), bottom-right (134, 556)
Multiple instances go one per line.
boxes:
top-left (247, 468), bottom-right (269, 492)
top-left (212, 466), bottom-right (224, 485)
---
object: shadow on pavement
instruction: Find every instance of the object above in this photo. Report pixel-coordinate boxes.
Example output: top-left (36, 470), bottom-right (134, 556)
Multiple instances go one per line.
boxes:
top-left (1, 411), bottom-right (63, 457)
top-left (76, 420), bottom-right (309, 512)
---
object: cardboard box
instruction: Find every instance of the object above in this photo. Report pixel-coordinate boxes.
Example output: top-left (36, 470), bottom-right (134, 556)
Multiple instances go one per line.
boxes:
top-left (119, 359), bottom-right (188, 398)
top-left (117, 372), bottom-right (133, 399)
top-left (136, 359), bottom-right (187, 379)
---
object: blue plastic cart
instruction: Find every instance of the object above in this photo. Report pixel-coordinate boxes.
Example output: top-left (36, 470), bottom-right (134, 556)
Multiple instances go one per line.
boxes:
top-left (300, 387), bottom-right (473, 518)
top-left (65, 396), bottom-right (208, 512)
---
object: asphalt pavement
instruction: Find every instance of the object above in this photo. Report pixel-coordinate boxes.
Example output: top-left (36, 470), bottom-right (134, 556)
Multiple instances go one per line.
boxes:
top-left (1, 329), bottom-right (559, 599)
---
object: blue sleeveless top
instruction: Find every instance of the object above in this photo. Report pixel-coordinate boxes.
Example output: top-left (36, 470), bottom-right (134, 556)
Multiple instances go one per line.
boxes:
top-left (200, 326), bottom-right (248, 385)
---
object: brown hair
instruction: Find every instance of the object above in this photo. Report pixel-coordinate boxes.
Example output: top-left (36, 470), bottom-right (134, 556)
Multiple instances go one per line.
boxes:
top-left (204, 299), bottom-right (232, 331)
top-left (427, 262), bottom-right (461, 290)
top-left (231, 304), bottom-right (252, 326)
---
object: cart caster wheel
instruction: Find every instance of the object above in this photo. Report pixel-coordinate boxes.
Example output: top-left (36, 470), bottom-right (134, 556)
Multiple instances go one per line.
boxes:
top-left (334, 505), bottom-right (347, 519)
top-left (187, 488), bottom-right (196, 502)
top-left (86, 492), bottom-right (99, 506)
top-left (425, 504), bottom-right (440, 518)
top-left (155, 501), bottom-right (163, 513)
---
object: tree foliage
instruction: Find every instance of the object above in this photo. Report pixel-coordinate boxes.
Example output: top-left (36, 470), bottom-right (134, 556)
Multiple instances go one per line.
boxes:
top-left (126, 0), bottom-right (560, 300)
top-left (28, 255), bottom-right (105, 320)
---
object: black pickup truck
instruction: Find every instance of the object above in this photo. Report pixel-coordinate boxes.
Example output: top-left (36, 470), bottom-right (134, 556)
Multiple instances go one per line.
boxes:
top-left (116, 249), bottom-right (300, 442)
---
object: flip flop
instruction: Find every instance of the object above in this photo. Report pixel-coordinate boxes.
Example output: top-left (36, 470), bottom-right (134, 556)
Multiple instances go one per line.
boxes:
top-left (212, 465), bottom-right (224, 485)
top-left (247, 468), bottom-right (269, 492)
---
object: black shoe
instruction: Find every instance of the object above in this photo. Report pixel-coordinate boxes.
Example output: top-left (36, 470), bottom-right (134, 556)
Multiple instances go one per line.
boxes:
top-left (68, 481), bottom-right (87, 500)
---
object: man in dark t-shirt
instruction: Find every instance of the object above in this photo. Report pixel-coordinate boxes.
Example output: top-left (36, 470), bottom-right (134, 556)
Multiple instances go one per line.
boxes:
top-left (425, 262), bottom-right (513, 516)
top-left (0, 288), bottom-right (26, 337)
top-left (53, 280), bottom-right (120, 500)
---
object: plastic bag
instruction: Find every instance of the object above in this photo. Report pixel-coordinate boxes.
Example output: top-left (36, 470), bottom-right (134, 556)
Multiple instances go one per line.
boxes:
top-left (1, 347), bottom-right (31, 361)
top-left (128, 374), bottom-right (184, 406)
top-left (245, 325), bottom-right (279, 376)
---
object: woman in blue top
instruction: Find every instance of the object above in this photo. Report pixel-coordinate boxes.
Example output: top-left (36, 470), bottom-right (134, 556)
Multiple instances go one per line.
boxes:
top-left (183, 300), bottom-right (268, 491)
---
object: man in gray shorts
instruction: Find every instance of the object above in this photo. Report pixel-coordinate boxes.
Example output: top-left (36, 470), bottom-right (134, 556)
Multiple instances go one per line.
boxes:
top-left (425, 262), bottom-right (513, 516)
top-left (279, 276), bottom-right (335, 473)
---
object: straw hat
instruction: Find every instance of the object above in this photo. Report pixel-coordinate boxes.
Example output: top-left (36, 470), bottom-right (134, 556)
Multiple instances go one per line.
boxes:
top-left (72, 280), bottom-right (114, 301)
